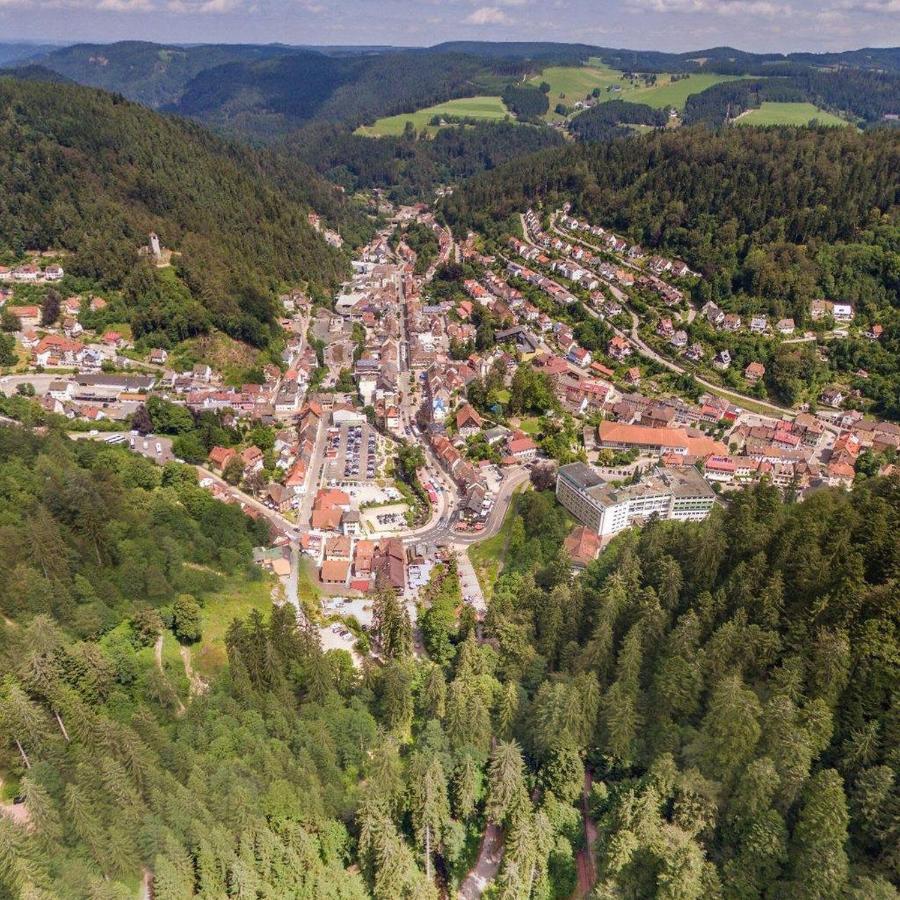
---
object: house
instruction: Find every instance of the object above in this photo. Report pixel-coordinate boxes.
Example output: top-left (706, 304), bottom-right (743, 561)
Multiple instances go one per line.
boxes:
top-left (354, 539), bottom-right (376, 577)
top-left (373, 538), bottom-right (406, 592)
top-left (624, 367), bottom-right (642, 385)
top-left (750, 315), bottom-right (768, 334)
top-left (702, 302), bottom-right (725, 327)
top-left (567, 346), bottom-right (592, 368)
top-left (148, 347), bottom-right (169, 366)
top-left (722, 313), bottom-right (742, 332)
top-left (266, 483), bottom-right (292, 512)
top-left (670, 330), bottom-right (688, 348)
top-left (33, 335), bottom-right (84, 367)
top-left (341, 509), bottom-right (361, 536)
top-left (241, 445), bottom-right (264, 474)
top-left (744, 362), bottom-right (765, 383)
top-left (713, 350), bottom-right (732, 371)
top-left (684, 343), bottom-right (705, 362)
top-left (320, 558), bottom-right (350, 585)
top-left (776, 318), bottom-right (796, 335)
top-left (208, 446), bottom-right (237, 470)
top-left (325, 535), bottom-right (353, 559)
top-left (810, 299), bottom-right (832, 321)
top-left (864, 324), bottom-right (883, 341)
top-left (819, 388), bottom-right (846, 408)
top-left (832, 303), bottom-right (854, 323)
top-left (456, 403), bottom-right (484, 438)
top-left (507, 434), bottom-right (538, 461)
top-left (607, 335), bottom-right (632, 361)
top-left (563, 525), bottom-right (602, 568)
top-left (656, 317), bottom-right (674, 338)
top-left (6, 305), bottom-right (40, 329)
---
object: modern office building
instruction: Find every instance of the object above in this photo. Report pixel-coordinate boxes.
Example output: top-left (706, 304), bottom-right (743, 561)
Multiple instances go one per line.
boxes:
top-left (556, 462), bottom-right (715, 537)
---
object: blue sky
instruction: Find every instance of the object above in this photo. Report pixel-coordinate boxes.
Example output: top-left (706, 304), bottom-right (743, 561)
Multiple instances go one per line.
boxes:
top-left (1, 0), bottom-right (898, 52)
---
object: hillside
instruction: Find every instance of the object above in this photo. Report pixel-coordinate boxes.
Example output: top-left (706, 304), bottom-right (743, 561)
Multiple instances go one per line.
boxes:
top-left (0, 77), bottom-right (364, 348)
top-left (441, 127), bottom-right (900, 415)
top-left (0, 420), bottom-right (897, 898)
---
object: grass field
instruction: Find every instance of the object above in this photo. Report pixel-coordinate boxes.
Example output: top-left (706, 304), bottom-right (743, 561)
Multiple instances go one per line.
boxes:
top-left (735, 102), bottom-right (849, 127)
top-left (193, 571), bottom-right (277, 678)
top-left (467, 488), bottom-right (526, 599)
top-left (530, 63), bottom-right (747, 121)
top-left (357, 96), bottom-right (512, 137)
top-left (517, 416), bottom-right (541, 435)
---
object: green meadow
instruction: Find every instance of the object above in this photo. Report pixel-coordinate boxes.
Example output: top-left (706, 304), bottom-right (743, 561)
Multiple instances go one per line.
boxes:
top-left (357, 95), bottom-right (512, 137)
top-left (735, 101), bottom-right (850, 127)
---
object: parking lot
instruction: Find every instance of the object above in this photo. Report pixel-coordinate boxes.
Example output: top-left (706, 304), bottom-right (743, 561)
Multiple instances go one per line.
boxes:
top-left (323, 423), bottom-right (381, 483)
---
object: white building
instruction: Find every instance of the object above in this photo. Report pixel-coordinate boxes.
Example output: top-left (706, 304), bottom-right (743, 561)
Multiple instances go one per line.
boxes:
top-left (556, 462), bottom-right (715, 538)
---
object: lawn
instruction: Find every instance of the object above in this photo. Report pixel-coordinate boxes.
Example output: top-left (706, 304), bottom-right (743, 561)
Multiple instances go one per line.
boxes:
top-left (357, 96), bottom-right (513, 137)
top-left (193, 570), bottom-right (277, 678)
top-left (531, 64), bottom-right (747, 121)
top-left (735, 102), bottom-right (850, 127)
top-left (517, 416), bottom-right (541, 435)
top-left (467, 488), bottom-right (526, 599)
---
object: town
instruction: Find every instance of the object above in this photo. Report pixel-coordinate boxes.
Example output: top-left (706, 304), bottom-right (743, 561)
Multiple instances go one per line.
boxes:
top-left (1, 199), bottom-right (897, 660)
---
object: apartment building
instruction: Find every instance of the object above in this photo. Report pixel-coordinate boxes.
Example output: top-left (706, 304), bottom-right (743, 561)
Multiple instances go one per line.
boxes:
top-left (556, 462), bottom-right (716, 538)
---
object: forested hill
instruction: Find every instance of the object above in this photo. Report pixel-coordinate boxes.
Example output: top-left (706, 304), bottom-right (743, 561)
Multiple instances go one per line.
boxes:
top-left (441, 127), bottom-right (899, 316)
top-left (0, 78), bottom-right (366, 348)
top-left (0, 421), bottom-right (897, 898)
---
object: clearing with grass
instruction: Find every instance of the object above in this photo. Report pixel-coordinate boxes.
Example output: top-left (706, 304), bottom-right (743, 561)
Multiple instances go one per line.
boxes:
top-left (530, 62), bottom-right (748, 121)
top-left (356, 95), bottom-right (513, 137)
top-left (735, 101), bottom-right (851, 127)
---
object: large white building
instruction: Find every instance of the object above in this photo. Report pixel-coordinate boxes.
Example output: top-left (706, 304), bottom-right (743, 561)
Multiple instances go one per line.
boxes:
top-left (556, 462), bottom-right (715, 538)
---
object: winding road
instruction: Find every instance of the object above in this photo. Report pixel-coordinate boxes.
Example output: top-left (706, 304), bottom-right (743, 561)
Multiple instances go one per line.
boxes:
top-left (521, 213), bottom-right (825, 425)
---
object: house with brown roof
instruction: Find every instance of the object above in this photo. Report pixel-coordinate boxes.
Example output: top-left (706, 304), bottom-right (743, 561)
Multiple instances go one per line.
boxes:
top-left (325, 535), bottom-right (353, 559)
top-left (354, 539), bottom-right (376, 577)
top-left (373, 538), bottom-right (406, 592)
top-left (563, 525), bottom-right (601, 568)
top-left (744, 362), bottom-right (766, 384)
top-left (241, 445), bottom-right (264, 473)
top-left (321, 558), bottom-right (350, 585)
top-left (208, 446), bottom-right (237, 470)
top-left (456, 403), bottom-right (484, 438)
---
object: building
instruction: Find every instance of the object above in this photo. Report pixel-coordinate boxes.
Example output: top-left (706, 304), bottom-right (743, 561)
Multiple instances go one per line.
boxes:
top-left (556, 462), bottom-right (716, 538)
top-left (563, 525), bottom-right (601, 568)
top-left (598, 421), bottom-right (726, 458)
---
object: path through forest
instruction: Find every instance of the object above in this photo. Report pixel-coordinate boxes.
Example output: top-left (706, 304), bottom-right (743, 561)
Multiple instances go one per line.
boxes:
top-left (574, 771), bottom-right (598, 897)
top-left (154, 635), bottom-right (186, 716)
top-left (180, 645), bottom-right (208, 699)
top-left (458, 822), bottom-right (503, 899)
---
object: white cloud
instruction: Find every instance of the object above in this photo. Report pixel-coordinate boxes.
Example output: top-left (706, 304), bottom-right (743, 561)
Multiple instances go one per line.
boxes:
top-left (464, 5), bottom-right (511, 23)
top-left (166, 0), bottom-right (240, 11)
top-left (630, 0), bottom-right (790, 16)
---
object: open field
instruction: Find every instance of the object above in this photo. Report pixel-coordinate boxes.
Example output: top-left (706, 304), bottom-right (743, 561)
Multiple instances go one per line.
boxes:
top-left (735, 101), bottom-right (850, 127)
top-left (192, 571), bottom-right (276, 677)
top-left (468, 491), bottom-right (523, 599)
top-left (531, 64), bottom-right (747, 121)
top-left (356, 96), bottom-right (512, 137)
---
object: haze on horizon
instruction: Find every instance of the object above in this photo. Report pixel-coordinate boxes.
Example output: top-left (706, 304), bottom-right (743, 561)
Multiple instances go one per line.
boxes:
top-left (1, 0), bottom-right (898, 55)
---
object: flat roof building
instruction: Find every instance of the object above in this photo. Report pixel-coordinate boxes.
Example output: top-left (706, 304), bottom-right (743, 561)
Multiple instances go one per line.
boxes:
top-left (556, 462), bottom-right (715, 538)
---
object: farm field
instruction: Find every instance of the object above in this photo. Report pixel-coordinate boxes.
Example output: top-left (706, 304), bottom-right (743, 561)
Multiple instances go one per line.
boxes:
top-left (531, 63), bottom-right (747, 121)
top-left (735, 101), bottom-right (850, 127)
top-left (356, 95), bottom-right (512, 136)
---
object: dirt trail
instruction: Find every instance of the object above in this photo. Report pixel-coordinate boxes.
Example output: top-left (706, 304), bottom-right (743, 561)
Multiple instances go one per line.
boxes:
top-left (458, 821), bottom-right (503, 899)
top-left (154, 635), bottom-right (186, 716)
top-left (574, 771), bottom-right (598, 898)
top-left (180, 645), bottom-right (208, 699)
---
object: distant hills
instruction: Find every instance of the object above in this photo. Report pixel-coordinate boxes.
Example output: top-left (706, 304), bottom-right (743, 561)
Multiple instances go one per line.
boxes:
top-left (14, 40), bottom-right (896, 140)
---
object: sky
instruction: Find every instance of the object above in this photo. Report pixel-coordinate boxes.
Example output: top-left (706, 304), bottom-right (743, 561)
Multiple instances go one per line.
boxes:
top-left (1, 0), bottom-right (898, 53)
